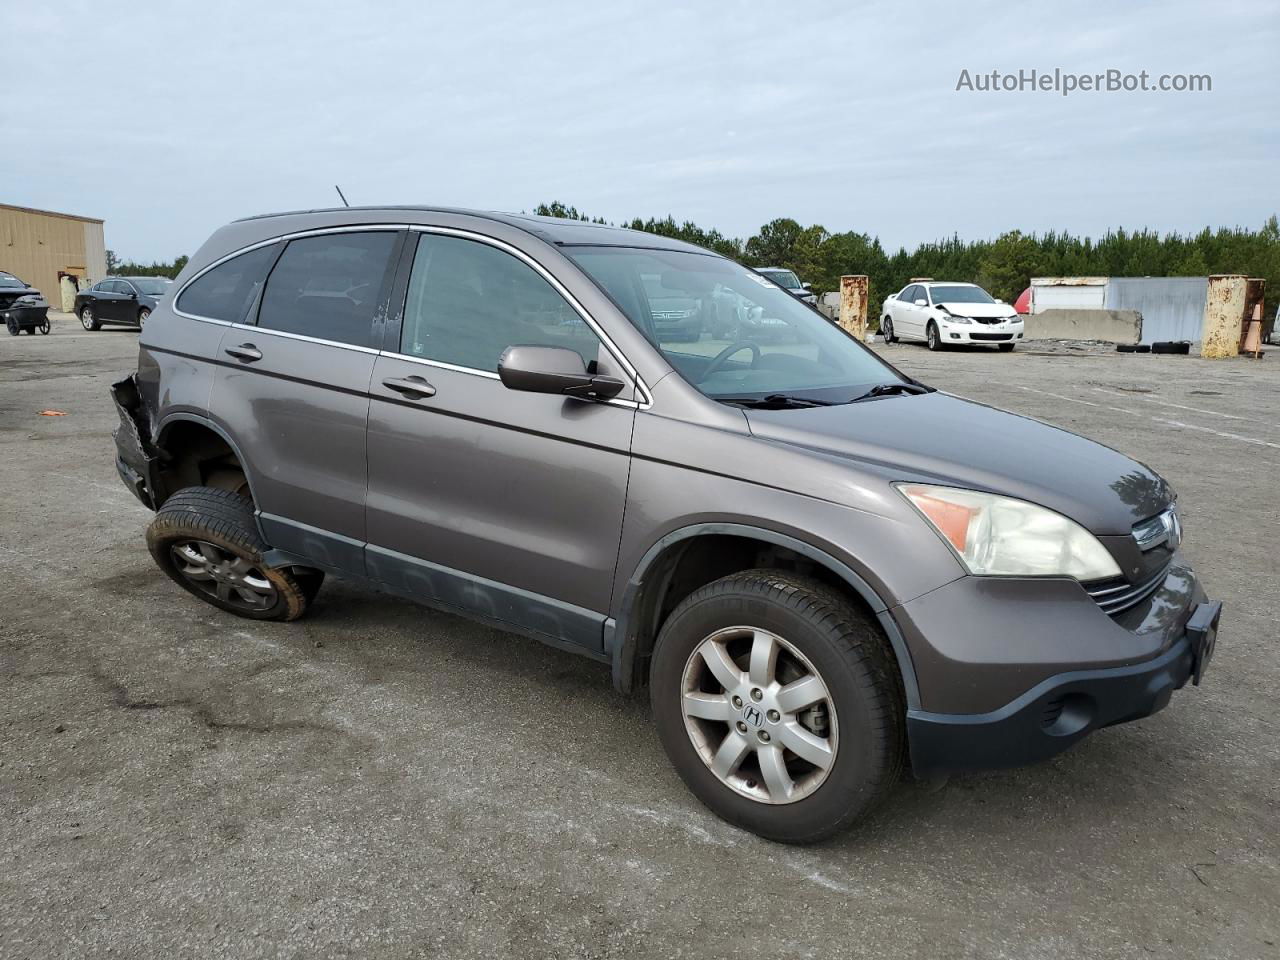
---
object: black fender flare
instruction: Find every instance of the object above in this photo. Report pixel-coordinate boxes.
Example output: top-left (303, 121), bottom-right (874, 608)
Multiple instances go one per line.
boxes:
top-left (606, 522), bottom-right (921, 709)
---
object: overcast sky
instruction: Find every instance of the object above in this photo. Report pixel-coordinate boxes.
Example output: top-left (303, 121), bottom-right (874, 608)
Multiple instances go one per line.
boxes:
top-left (8, 0), bottom-right (1276, 262)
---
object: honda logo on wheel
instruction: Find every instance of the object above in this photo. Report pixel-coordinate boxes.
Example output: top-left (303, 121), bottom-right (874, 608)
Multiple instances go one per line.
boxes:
top-left (742, 705), bottom-right (764, 727)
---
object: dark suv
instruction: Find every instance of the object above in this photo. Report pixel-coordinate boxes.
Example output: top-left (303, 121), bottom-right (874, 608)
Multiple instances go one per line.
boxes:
top-left (111, 207), bottom-right (1220, 843)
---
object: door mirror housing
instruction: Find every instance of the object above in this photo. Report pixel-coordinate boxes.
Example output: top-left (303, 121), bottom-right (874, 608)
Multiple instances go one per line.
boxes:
top-left (801, 282), bottom-right (811, 290)
top-left (498, 345), bottom-right (625, 401)
top-left (913, 298), bottom-right (928, 307)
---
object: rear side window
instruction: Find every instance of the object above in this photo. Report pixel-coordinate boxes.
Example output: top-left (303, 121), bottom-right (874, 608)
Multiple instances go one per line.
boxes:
top-left (176, 245), bottom-right (279, 323)
top-left (256, 232), bottom-right (397, 348)
top-left (399, 234), bottom-right (602, 372)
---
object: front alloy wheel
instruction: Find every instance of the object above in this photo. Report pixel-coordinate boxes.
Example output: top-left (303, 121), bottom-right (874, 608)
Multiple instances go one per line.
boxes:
top-left (650, 569), bottom-right (905, 843)
top-left (926, 321), bottom-right (941, 351)
top-left (681, 626), bottom-right (837, 804)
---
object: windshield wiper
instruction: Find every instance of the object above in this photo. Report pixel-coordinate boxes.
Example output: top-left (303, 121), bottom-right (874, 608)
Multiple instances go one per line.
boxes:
top-left (849, 382), bottom-right (933, 403)
top-left (717, 394), bottom-right (838, 409)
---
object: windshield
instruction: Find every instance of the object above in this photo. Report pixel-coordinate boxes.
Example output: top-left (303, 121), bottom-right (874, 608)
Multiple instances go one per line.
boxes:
top-left (566, 247), bottom-right (906, 403)
top-left (759, 269), bottom-right (802, 289)
top-left (928, 284), bottom-right (995, 304)
top-left (0, 273), bottom-right (25, 289)
top-left (129, 277), bottom-right (172, 295)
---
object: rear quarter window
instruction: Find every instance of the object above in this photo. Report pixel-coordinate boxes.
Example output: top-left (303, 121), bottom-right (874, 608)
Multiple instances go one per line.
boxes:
top-left (175, 244), bottom-right (281, 323)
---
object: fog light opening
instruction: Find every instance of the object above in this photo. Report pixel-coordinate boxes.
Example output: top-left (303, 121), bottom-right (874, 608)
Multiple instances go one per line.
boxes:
top-left (1043, 692), bottom-right (1094, 737)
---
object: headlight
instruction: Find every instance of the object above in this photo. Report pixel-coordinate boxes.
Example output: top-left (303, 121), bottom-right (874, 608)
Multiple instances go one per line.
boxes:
top-left (1009, 316), bottom-right (1023, 323)
top-left (14, 295), bottom-right (42, 307)
top-left (940, 312), bottom-right (972, 324)
top-left (897, 484), bottom-right (1122, 580)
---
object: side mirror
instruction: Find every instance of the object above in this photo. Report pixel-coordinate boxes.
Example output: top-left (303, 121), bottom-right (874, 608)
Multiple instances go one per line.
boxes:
top-left (995, 298), bottom-right (1005, 304)
top-left (498, 345), bottom-right (624, 401)
top-left (801, 282), bottom-right (811, 290)
top-left (914, 298), bottom-right (928, 307)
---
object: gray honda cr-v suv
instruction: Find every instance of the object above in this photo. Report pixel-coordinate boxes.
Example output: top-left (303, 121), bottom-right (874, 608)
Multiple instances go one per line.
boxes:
top-left (111, 207), bottom-right (1220, 843)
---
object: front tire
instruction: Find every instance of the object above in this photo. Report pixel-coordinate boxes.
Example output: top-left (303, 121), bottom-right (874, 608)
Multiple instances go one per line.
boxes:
top-left (881, 317), bottom-right (896, 343)
top-left (146, 487), bottom-right (321, 621)
top-left (80, 306), bottom-right (100, 331)
top-left (650, 569), bottom-right (905, 844)
top-left (926, 321), bottom-right (942, 351)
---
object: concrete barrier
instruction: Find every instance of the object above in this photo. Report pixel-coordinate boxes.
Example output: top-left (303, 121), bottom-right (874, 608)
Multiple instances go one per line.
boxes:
top-left (1025, 309), bottom-right (1142, 344)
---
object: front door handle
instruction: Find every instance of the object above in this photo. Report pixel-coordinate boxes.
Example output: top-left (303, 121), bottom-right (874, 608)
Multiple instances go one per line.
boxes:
top-left (382, 375), bottom-right (436, 399)
top-left (225, 343), bottom-right (263, 362)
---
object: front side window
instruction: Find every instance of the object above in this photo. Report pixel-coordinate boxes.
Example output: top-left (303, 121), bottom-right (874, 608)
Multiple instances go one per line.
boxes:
top-left (567, 246), bottom-right (904, 403)
top-left (176, 244), bottom-right (280, 323)
top-left (400, 233), bottom-right (603, 372)
top-left (257, 232), bottom-right (397, 348)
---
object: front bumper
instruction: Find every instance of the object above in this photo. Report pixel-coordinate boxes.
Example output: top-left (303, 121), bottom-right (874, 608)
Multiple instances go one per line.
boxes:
top-left (905, 588), bottom-right (1222, 778)
top-left (941, 321), bottom-right (1024, 343)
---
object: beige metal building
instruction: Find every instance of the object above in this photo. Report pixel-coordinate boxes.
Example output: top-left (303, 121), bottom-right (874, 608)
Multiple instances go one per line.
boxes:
top-left (0, 203), bottom-right (107, 311)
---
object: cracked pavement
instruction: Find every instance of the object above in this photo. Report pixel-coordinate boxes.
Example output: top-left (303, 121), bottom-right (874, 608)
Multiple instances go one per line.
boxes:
top-left (2, 319), bottom-right (1277, 959)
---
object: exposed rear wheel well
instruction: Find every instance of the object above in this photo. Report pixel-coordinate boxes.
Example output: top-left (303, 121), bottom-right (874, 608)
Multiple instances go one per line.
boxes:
top-left (155, 422), bottom-right (251, 506)
top-left (623, 534), bottom-right (880, 691)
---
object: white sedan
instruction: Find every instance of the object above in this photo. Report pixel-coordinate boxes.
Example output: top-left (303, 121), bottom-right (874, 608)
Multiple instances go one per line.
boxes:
top-left (881, 281), bottom-right (1024, 352)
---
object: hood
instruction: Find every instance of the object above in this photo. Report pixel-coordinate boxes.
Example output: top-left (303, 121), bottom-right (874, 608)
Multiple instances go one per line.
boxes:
top-left (0, 286), bottom-right (40, 306)
top-left (745, 392), bottom-right (1170, 534)
top-left (937, 301), bottom-right (1017, 319)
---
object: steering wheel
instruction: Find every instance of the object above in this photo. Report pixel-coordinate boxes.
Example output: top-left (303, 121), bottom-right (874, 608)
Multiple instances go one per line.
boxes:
top-left (699, 340), bottom-right (762, 382)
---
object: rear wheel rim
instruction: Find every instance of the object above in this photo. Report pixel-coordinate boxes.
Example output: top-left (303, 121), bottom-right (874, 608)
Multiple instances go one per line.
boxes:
top-left (884, 318), bottom-right (893, 341)
top-left (139, 309), bottom-right (150, 324)
top-left (81, 308), bottom-right (93, 329)
top-left (170, 540), bottom-right (277, 611)
top-left (680, 626), bottom-right (838, 805)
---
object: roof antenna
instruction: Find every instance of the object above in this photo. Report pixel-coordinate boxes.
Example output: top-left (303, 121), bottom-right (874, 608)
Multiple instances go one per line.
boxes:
top-left (334, 185), bottom-right (350, 208)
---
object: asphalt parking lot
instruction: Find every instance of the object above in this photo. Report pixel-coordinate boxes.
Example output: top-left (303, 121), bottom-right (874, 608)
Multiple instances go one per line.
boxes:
top-left (2, 316), bottom-right (1277, 959)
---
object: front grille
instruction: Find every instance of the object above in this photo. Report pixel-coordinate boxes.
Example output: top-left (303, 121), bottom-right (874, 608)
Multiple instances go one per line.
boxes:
top-left (970, 332), bottom-right (1013, 341)
top-left (1085, 561), bottom-right (1172, 615)
top-left (975, 317), bottom-right (1003, 325)
top-left (652, 309), bottom-right (694, 322)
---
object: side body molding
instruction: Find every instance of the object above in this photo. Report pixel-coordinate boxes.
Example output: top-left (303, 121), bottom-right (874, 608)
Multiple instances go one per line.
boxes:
top-left (606, 522), bottom-right (922, 709)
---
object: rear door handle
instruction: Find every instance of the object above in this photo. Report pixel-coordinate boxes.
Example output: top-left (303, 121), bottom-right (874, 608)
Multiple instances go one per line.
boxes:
top-left (382, 375), bottom-right (436, 399)
top-left (225, 343), bottom-right (263, 362)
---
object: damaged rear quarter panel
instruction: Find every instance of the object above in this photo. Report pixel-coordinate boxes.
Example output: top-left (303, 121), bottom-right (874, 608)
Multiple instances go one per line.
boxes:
top-left (111, 302), bottom-right (230, 507)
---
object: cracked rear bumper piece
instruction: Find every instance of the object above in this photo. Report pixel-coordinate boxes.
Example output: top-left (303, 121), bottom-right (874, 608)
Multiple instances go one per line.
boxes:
top-left (111, 374), bottom-right (159, 510)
